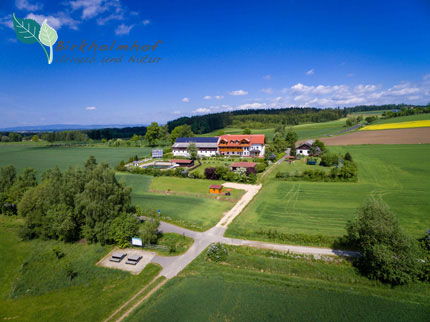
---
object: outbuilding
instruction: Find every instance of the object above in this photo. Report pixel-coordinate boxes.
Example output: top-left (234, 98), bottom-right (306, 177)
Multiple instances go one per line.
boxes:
top-left (230, 162), bottom-right (257, 171)
top-left (170, 159), bottom-right (194, 167)
top-left (209, 184), bottom-right (223, 194)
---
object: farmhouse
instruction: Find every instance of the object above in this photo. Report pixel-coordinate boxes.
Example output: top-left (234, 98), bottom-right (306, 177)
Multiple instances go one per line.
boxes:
top-left (218, 134), bottom-right (265, 157)
top-left (170, 159), bottom-right (194, 167)
top-left (172, 137), bottom-right (219, 157)
top-left (209, 184), bottom-right (223, 194)
top-left (230, 162), bottom-right (257, 171)
top-left (296, 140), bottom-right (321, 156)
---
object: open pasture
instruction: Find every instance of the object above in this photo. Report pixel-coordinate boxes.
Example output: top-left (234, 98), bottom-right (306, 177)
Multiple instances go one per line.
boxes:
top-left (127, 246), bottom-right (430, 322)
top-left (0, 144), bottom-right (151, 174)
top-left (227, 144), bottom-right (430, 245)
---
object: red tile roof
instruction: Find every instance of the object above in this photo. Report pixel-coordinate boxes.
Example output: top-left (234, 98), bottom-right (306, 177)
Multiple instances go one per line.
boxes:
top-left (219, 134), bottom-right (265, 146)
top-left (231, 162), bottom-right (257, 168)
top-left (209, 184), bottom-right (223, 189)
top-left (170, 159), bottom-right (193, 164)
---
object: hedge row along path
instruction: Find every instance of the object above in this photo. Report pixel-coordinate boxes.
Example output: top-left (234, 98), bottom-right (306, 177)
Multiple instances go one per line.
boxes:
top-left (107, 181), bottom-right (359, 322)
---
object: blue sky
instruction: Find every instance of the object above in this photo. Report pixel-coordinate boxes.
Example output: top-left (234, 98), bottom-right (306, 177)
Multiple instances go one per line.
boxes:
top-left (0, 0), bottom-right (429, 128)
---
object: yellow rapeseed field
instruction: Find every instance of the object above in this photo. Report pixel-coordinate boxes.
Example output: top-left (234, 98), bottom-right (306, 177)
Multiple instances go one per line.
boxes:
top-left (360, 120), bottom-right (430, 131)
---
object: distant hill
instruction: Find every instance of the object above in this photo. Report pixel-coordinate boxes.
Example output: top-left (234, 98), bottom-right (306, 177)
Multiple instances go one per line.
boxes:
top-left (0, 124), bottom-right (148, 132)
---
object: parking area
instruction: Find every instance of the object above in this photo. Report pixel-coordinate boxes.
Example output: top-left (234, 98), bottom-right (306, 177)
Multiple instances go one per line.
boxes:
top-left (97, 248), bottom-right (156, 274)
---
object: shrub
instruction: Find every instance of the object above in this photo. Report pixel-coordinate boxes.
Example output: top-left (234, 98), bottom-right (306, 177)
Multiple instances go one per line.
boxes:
top-left (320, 152), bottom-right (339, 167)
top-left (204, 167), bottom-right (218, 180)
top-left (255, 162), bottom-right (267, 173)
top-left (344, 152), bottom-right (353, 161)
top-left (419, 229), bottom-right (430, 282)
top-left (346, 198), bottom-right (422, 285)
top-left (207, 242), bottom-right (228, 262)
top-left (52, 247), bottom-right (65, 260)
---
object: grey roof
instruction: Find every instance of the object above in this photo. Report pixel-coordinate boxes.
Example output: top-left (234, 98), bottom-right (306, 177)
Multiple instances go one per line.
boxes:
top-left (173, 142), bottom-right (218, 148)
top-left (175, 137), bottom-right (219, 143)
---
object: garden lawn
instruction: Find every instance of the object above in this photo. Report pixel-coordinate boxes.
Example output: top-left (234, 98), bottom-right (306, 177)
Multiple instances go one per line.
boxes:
top-left (227, 144), bottom-right (430, 246)
top-left (116, 173), bottom-right (239, 231)
top-left (0, 216), bottom-right (160, 322)
top-left (0, 144), bottom-right (151, 174)
top-left (126, 246), bottom-right (430, 322)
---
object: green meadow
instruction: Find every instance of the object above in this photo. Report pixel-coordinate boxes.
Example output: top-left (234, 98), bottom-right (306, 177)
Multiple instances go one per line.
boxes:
top-left (227, 144), bottom-right (430, 246)
top-left (116, 173), bottom-right (240, 231)
top-left (371, 113), bottom-right (430, 125)
top-left (0, 143), bottom-right (151, 174)
top-left (126, 246), bottom-right (430, 322)
top-left (0, 216), bottom-right (160, 321)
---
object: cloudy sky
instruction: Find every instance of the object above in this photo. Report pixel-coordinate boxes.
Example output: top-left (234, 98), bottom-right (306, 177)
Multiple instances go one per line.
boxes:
top-left (0, 0), bottom-right (429, 127)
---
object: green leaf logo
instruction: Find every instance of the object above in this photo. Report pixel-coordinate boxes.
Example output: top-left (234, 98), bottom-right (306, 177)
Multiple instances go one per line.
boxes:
top-left (12, 13), bottom-right (58, 64)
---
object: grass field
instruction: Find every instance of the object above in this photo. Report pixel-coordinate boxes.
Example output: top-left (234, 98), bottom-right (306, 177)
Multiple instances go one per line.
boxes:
top-left (226, 144), bottom-right (430, 246)
top-left (203, 127), bottom-right (276, 141)
top-left (126, 246), bottom-right (430, 322)
top-left (116, 173), bottom-right (240, 231)
top-left (0, 216), bottom-right (161, 321)
top-left (372, 113), bottom-right (430, 125)
top-left (203, 118), bottom-right (349, 141)
top-left (0, 144), bottom-right (151, 174)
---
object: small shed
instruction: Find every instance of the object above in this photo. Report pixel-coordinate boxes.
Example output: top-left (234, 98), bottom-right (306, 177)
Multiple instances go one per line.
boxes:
top-left (209, 184), bottom-right (223, 194)
top-left (230, 162), bottom-right (257, 171)
top-left (170, 159), bottom-right (195, 167)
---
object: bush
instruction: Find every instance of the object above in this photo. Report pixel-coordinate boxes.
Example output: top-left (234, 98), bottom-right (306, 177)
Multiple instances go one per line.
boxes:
top-left (207, 242), bottom-right (228, 262)
top-left (419, 229), bottom-right (430, 282)
top-left (344, 152), bottom-right (353, 161)
top-left (346, 198), bottom-right (422, 285)
top-left (204, 167), bottom-right (218, 180)
top-left (320, 152), bottom-right (339, 167)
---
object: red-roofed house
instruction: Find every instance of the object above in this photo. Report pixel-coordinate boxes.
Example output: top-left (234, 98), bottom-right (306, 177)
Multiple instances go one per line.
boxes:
top-left (218, 134), bottom-right (265, 157)
top-left (230, 162), bottom-right (257, 171)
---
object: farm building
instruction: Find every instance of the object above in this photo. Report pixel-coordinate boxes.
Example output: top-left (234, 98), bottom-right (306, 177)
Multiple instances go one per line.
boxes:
top-left (230, 162), bottom-right (257, 171)
top-left (296, 140), bottom-right (321, 156)
top-left (170, 159), bottom-right (195, 167)
top-left (172, 137), bottom-right (219, 157)
top-left (209, 184), bottom-right (223, 194)
top-left (218, 134), bottom-right (265, 157)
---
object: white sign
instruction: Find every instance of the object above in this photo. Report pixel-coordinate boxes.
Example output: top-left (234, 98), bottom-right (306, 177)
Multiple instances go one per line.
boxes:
top-left (131, 237), bottom-right (143, 247)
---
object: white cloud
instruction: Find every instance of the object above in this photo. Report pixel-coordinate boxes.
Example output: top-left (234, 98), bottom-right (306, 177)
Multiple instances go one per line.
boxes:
top-left (260, 88), bottom-right (273, 94)
top-left (229, 89), bottom-right (248, 96)
top-left (215, 95), bottom-right (224, 99)
top-left (85, 106), bottom-right (96, 110)
top-left (0, 15), bottom-right (13, 29)
top-left (203, 96), bottom-right (211, 100)
top-left (263, 74), bottom-right (271, 80)
top-left (26, 12), bottom-right (80, 30)
top-left (115, 23), bottom-right (133, 35)
top-left (143, 19), bottom-right (150, 25)
top-left (236, 102), bottom-right (266, 110)
top-left (194, 107), bottom-right (211, 114)
top-left (181, 97), bottom-right (190, 103)
top-left (306, 69), bottom-right (314, 75)
top-left (173, 110), bottom-right (181, 115)
top-left (69, 0), bottom-right (108, 19)
top-left (16, 0), bottom-right (42, 11)
top-left (354, 84), bottom-right (378, 93)
top-left (96, 13), bottom-right (124, 25)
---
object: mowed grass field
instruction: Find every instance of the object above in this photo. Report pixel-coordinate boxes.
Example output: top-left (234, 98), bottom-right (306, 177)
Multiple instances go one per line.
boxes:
top-left (0, 216), bottom-right (160, 321)
top-left (227, 144), bottom-right (430, 245)
top-left (371, 113), bottom-right (430, 125)
top-left (126, 246), bottom-right (430, 322)
top-left (203, 118), bottom-right (349, 141)
top-left (116, 173), bottom-right (240, 231)
top-left (0, 144), bottom-right (151, 174)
